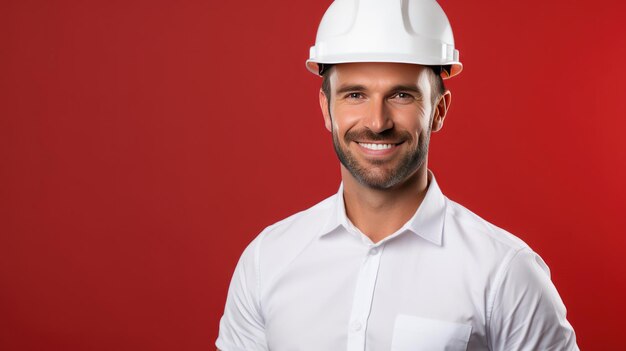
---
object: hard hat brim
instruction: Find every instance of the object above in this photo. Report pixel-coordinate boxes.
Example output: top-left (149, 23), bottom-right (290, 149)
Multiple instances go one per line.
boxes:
top-left (306, 59), bottom-right (462, 80)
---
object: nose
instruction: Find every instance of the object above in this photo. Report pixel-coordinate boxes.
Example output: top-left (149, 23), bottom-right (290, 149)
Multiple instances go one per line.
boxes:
top-left (364, 97), bottom-right (393, 133)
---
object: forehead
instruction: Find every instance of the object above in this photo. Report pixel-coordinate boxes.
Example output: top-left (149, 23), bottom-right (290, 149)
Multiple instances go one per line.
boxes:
top-left (329, 62), bottom-right (431, 92)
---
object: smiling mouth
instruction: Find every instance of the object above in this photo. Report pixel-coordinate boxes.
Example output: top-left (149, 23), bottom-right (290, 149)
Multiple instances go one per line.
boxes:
top-left (356, 142), bottom-right (403, 150)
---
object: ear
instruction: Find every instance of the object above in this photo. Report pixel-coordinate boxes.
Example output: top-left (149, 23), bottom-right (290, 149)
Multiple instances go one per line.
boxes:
top-left (319, 89), bottom-right (332, 132)
top-left (432, 90), bottom-right (451, 133)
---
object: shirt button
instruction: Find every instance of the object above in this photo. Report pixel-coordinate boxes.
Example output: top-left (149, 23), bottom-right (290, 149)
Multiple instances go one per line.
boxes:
top-left (369, 247), bottom-right (380, 255)
top-left (351, 321), bottom-right (362, 331)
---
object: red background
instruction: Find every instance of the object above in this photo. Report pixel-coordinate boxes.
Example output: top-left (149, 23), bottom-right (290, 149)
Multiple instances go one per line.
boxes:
top-left (1, 0), bottom-right (624, 349)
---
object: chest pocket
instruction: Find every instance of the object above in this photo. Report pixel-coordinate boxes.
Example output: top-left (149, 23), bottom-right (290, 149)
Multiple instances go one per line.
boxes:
top-left (391, 315), bottom-right (472, 351)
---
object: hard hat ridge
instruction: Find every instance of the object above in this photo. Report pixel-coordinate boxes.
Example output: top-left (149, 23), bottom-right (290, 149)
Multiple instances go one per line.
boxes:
top-left (306, 0), bottom-right (462, 79)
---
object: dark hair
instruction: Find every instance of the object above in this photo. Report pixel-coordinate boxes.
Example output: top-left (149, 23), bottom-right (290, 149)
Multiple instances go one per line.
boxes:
top-left (321, 64), bottom-right (446, 105)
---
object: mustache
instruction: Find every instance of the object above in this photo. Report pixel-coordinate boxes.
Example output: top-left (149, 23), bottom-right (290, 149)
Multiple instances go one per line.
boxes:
top-left (344, 128), bottom-right (411, 142)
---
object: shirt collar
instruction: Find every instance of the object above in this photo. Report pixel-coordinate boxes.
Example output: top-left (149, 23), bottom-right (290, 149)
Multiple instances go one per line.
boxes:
top-left (319, 170), bottom-right (446, 246)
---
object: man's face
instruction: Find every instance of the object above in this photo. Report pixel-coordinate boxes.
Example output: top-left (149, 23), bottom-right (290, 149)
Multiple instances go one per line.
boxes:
top-left (319, 62), bottom-right (448, 190)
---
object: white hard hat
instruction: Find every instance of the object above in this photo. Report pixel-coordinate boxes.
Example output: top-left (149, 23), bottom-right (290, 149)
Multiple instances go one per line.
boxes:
top-left (306, 0), bottom-right (462, 79)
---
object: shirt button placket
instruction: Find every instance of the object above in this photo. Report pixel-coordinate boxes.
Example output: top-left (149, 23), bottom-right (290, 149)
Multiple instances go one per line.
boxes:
top-left (346, 244), bottom-right (384, 351)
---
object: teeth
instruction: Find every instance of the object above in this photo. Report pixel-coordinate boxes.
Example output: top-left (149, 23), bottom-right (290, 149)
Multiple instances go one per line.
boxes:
top-left (359, 143), bottom-right (394, 150)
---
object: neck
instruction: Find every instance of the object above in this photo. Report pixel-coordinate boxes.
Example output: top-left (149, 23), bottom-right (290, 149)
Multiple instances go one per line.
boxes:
top-left (341, 164), bottom-right (429, 243)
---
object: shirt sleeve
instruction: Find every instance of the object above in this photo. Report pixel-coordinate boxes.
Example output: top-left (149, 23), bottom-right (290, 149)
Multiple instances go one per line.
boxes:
top-left (488, 248), bottom-right (578, 351)
top-left (216, 234), bottom-right (268, 351)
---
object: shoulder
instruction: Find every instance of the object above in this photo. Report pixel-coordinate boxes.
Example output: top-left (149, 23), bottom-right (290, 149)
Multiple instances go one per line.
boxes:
top-left (437, 195), bottom-right (577, 347)
top-left (442, 197), bottom-right (550, 293)
top-left (238, 192), bottom-right (337, 284)
top-left (243, 192), bottom-right (336, 251)
top-left (259, 193), bottom-right (336, 244)
top-left (444, 197), bottom-right (530, 254)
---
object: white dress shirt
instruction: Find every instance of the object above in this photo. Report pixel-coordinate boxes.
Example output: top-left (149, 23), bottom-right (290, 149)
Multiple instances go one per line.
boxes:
top-left (216, 172), bottom-right (578, 351)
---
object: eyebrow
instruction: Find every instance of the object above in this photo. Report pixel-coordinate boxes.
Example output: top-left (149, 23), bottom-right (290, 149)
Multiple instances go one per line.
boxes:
top-left (334, 84), bottom-right (424, 98)
top-left (335, 84), bottom-right (367, 95)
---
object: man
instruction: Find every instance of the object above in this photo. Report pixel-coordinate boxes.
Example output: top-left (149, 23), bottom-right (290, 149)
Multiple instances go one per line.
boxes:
top-left (216, 0), bottom-right (578, 350)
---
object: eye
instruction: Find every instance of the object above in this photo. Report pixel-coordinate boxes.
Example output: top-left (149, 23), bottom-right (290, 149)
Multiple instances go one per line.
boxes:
top-left (390, 92), bottom-right (416, 104)
top-left (346, 92), bottom-right (363, 99)
top-left (394, 92), bottom-right (413, 100)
